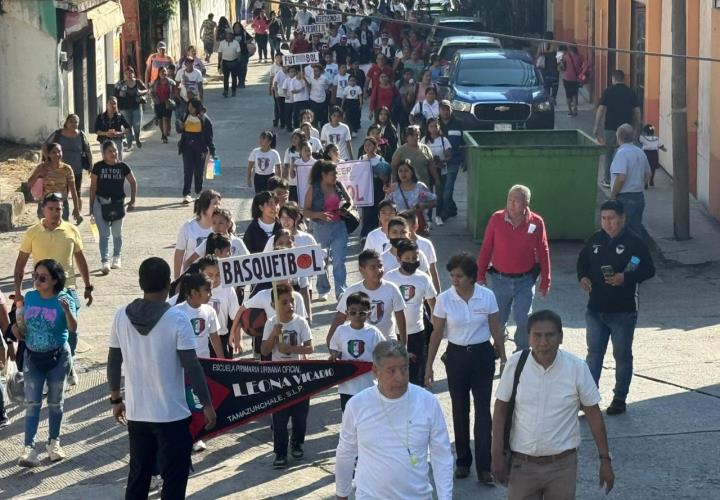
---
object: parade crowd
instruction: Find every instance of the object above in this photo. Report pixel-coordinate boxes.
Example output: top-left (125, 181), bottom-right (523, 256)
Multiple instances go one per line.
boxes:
top-left (0, 1), bottom-right (660, 499)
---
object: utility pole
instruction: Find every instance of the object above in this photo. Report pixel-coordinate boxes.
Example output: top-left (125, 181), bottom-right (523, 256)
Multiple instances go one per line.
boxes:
top-left (671, 0), bottom-right (690, 240)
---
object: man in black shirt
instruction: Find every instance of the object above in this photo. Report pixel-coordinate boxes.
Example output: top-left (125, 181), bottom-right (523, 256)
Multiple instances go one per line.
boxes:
top-left (592, 70), bottom-right (642, 187)
top-left (577, 200), bottom-right (655, 415)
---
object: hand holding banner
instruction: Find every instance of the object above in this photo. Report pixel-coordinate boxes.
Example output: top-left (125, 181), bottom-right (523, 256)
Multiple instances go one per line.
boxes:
top-left (296, 160), bottom-right (374, 208)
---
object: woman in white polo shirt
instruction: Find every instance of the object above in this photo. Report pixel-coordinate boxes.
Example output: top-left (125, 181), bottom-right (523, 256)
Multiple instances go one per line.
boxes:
top-left (425, 253), bottom-right (507, 485)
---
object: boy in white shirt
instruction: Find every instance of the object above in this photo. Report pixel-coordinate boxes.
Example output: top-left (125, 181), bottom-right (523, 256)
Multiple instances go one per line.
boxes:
top-left (307, 64), bottom-right (330, 128)
top-left (288, 66), bottom-right (310, 130)
top-left (381, 217), bottom-right (430, 274)
top-left (281, 68), bottom-right (295, 132)
top-left (397, 209), bottom-right (441, 292)
top-left (384, 240), bottom-right (437, 385)
top-left (363, 199), bottom-right (397, 253)
top-left (261, 284), bottom-right (314, 469)
top-left (323, 51), bottom-right (339, 81)
top-left (341, 74), bottom-right (363, 136)
top-left (329, 291), bottom-right (385, 411)
top-left (320, 105), bottom-right (353, 160)
top-left (271, 58), bottom-right (289, 129)
top-left (332, 64), bottom-right (350, 104)
top-left (328, 249), bottom-right (407, 346)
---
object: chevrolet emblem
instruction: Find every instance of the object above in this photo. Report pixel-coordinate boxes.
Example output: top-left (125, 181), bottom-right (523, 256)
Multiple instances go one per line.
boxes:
top-left (494, 106), bottom-right (511, 112)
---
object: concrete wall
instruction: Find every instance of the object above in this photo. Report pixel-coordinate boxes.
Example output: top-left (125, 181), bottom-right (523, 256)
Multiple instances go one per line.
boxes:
top-left (0, 0), bottom-right (62, 144)
top-left (164, 0), bottom-right (230, 60)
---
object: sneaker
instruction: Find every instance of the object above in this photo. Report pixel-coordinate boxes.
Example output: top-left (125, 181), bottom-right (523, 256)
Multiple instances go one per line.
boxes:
top-left (47, 439), bottom-right (66, 462)
top-left (149, 475), bottom-right (163, 493)
top-left (192, 440), bottom-right (207, 452)
top-left (18, 446), bottom-right (40, 467)
top-left (273, 455), bottom-right (288, 469)
top-left (455, 465), bottom-right (470, 479)
top-left (434, 215), bottom-right (444, 226)
top-left (290, 443), bottom-right (304, 459)
top-left (136, 140), bottom-right (142, 149)
top-left (600, 180), bottom-right (611, 189)
top-left (316, 293), bottom-right (329, 302)
top-left (606, 399), bottom-right (627, 415)
top-left (101, 262), bottom-right (111, 275)
top-left (67, 366), bottom-right (78, 386)
top-left (111, 256), bottom-right (122, 269)
top-left (183, 195), bottom-right (193, 204)
top-left (0, 416), bottom-right (9, 428)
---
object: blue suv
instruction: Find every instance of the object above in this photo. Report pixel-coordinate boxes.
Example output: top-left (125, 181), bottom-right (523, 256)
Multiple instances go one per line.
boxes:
top-left (437, 50), bottom-right (555, 130)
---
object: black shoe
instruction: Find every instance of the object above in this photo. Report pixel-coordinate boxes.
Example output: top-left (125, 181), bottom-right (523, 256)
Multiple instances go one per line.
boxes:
top-left (606, 399), bottom-right (627, 415)
top-left (222, 91), bottom-right (228, 98)
top-left (232, 90), bottom-right (236, 97)
top-left (136, 140), bottom-right (142, 149)
top-left (290, 443), bottom-right (304, 459)
top-left (478, 471), bottom-right (496, 486)
top-left (273, 455), bottom-right (288, 468)
top-left (455, 466), bottom-right (470, 479)
top-left (273, 121), bottom-right (278, 127)
top-left (239, 83), bottom-right (246, 88)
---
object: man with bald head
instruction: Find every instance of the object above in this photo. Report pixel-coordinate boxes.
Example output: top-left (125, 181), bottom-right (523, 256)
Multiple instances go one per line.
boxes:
top-left (610, 123), bottom-right (651, 237)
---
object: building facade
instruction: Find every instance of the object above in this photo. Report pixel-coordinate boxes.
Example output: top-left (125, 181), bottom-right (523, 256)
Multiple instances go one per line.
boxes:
top-left (553, 0), bottom-right (720, 221)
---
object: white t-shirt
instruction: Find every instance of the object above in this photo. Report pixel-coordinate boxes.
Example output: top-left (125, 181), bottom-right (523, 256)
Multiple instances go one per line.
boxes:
top-left (342, 85), bottom-right (362, 101)
top-left (273, 70), bottom-right (289, 98)
top-left (307, 136), bottom-right (323, 153)
top-left (109, 306), bottom-right (197, 422)
top-left (334, 73), bottom-right (350, 98)
top-left (179, 68), bottom-right (203, 101)
top-left (208, 285), bottom-right (241, 335)
top-left (281, 77), bottom-right (294, 103)
top-left (324, 62), bottom-right (339, 80)
top-left (308, 75), bottom-right (329, 103)
top-left (218, 40), bottom-right (241, 61)
top-left (244, 288), bottom-right (307, 319)
top-left (421, 136), bottom-right (452, 163)
top-left (380, 248), bottom-right (430, 274)
top-left (337, 281), bottom-right (405, 340)
top-left (294, 10), bottom-right (313, 27)
top-left (193, 234), bottom-right (248, 258)
top-left (284, 148), bottom-right (301, 186)
top-left (261, 313), bottom-right (312, 361)
top-left (288, 77), bottom-right (309, 102)
top-left (172, 302), bottom-right (219, 358)
top-left (363, 227), bottom-right (390, 253)
top-left (264, 230), bottom-right (317, 252)
top-left (433, 284), bottom-right (498, 346)
top-left (411, 99), bottom-right (440, 120)
top-left (294, 157), bottom-right (317, 183)
top-left (640, 134), bottom-right (663, 151)
top-left (384, 269), bottom-right (437, 335)
top-left (175, 220), bottom-right (213, 273)
top-left (248, 147), bottom-right (282, 176)
top-left (321, 122), bottom-right (352, 159)
top-left (330, 324), bottom-right (384, 395)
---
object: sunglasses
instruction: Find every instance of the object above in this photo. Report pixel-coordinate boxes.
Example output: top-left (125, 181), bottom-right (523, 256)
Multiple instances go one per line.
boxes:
top-left (347, 310), bottom-right (369, 316)
top-left (33, 274), bottom-right (51, 283)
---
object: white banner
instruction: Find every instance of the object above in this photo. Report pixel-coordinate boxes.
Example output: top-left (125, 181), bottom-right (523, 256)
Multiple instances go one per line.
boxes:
top-left (296, 160), bottom-right (374, 208)
top-left (316, 14), bottom-right (342, 23)
top-left (283, 52), bottom-right (319, 66)
top-left (219, 245), bottom-right (325, 288)
top-left (303, 24), bottom-right (327, 35)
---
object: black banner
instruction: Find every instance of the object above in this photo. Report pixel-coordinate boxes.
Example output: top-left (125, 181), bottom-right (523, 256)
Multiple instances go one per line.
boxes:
top-left (186, 359), bottom-right (373, 441)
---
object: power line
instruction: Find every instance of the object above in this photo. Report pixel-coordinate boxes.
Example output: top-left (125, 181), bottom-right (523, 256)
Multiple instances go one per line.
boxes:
top-left (262, 0), bottom-right (720, 64)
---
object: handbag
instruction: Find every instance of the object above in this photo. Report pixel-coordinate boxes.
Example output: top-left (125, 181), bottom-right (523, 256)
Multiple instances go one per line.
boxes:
top-left (503, 349), bottom-right (531, 469)
top-left (336, 181), bottom-right (360, 234)
top-left (99, 197), bottom-right (126, 222)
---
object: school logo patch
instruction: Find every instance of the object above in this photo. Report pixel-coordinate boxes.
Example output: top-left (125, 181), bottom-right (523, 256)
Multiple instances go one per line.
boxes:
top-left (281, 330), bottom-right (299, 347)
top-left (593, 244), bottom-right (601, 255)
top-left (190, 318), bottom-right (206, 336)
top-left (616, 244), bottom-right (626, 255)
top-left (347, 339), bottom-right (365, 358)
top-left (369, 300), bottom-right (385, 325)
top-left (399, 284), bottom-right (416, 301)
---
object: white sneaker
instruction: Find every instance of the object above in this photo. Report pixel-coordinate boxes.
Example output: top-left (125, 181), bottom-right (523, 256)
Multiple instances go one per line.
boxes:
top-left (351, 132), bottom-right (357, 138)
top-left (67, 366), bottom-right (78, 387)
top-left (316, 293), bottom-right (329, 302)
top-left (111, 256), bottom-right (122, 269)
top-left (18, 446), bottom-right (40, 467)
top-left (183, 195), bottom-right (193, 204)
top-left (434, 215), bottom-right (444, 226)
top-left (192, 440), bottom-right (207, 452)
top-left (101, 262), bottom-right (111, 275)
top-left (149, 475), bottom-right (163, 492)
top-left (47, 439), bottom-right (66, 462)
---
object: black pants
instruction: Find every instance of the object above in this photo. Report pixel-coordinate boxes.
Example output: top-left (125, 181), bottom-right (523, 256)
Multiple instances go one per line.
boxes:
top-left (222, 59), bottom-right (239, 92)
top-left (343, 99), bottom-right (361, 132)
top-left (73, 169), bottom-right (83, 197)
top-left (255, 33), bottom-right (269, 61)
top-left (407, 332), bottom-right (427, 386)
top-left (209, 334), bottom-right (231, 359)
top-left (282, 18), bottom-right (292, 40)
top-left (182, 148), bottom-right (205, 196)
top-left (289, 185), bottom-right (298, 203)
top-left (310, 99), bottom-right (327, 128)
top-left (254, 173), bottom-right (273, 193)
top-left (444, 341), bottom-right (495, 476)
top-left (238, 55), bottom-right (249, 86)
top-left (340, 393), bottom-right (353, 412)
top-left (126, 417), bottom-right (192, 500)
top-left (274, 96), bottom-right (286, 127)
top-left (292, 100), bottom-right (310, 129)
top-left (272, 399), bottom-right (310, 456)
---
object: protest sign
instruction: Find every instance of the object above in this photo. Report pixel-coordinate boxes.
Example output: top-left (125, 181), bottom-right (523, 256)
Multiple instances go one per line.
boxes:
top-left (316, 14), bottom-right (342, 23)
top-left (187, 359), bottom-right (372, 441)
top-left (283, 52), bottom-right (319, 66)
top-left (296, 160), bottom-right (374, 208)
top-left (303, 24), bottom-right (326, 35)
top-left (218, 245), bottom-right (325, 288)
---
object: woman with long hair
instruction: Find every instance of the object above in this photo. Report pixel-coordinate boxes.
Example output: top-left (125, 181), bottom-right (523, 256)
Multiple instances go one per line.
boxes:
top-left (149, 66), bottom-right (177, 143)
top-left (251, 10), bottom-right (270, 63)
top-left (384, 159), bottom-right (436, 213)
top-left (43, 114), bottom-right (93, 197)
top-left (243, 191), bottom-right (282, 254)
top-left (174, 189), bottom-right (221, 279)
top-left (232, 21), bottom-right (254, 88)
top-left (360, 136), bottom-right (392, 238)
top-left (177, 98), bottom-right (216, 204)
top-left (421, 117), bottom-right (453, 226)
top-left (114, 66), bottom-right (148, 151)
top-left (374, 107), bottom-right (398, 161)
top-left (28, 142), bottom-right (81, 222)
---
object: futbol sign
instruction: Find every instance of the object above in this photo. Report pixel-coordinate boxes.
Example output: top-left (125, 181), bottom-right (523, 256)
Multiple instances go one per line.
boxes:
top-left (283, 52), bottom-right (320, 66)
top-left (218, 245), bottom-right (325, 288)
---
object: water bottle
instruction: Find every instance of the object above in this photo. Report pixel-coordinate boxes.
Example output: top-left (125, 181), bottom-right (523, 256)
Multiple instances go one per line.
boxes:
top-left (213, 156), bottom-right (221, 176)
top-left (89, 216), bottom-right (99, 243)
top-left (205, 157), bottom-right (215, 180)
top-left (624, 256), bottom-right (640, 272)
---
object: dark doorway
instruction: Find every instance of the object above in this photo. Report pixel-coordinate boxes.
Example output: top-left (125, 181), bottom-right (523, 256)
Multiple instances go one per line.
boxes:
top-left (72, 37), bottom-right (89, 133)
top-left (607, 0), bottom-right (617, 85)
top-left (630, 1), bottom-right (646, 112)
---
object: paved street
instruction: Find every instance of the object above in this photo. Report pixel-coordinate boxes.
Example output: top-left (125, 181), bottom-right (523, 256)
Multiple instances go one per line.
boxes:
top-left (0, 63), bottom-right (719, 499)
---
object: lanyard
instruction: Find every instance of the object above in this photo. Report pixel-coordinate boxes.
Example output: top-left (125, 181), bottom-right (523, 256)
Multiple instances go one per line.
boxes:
top-left (377, 390), bottom-right (418, 467)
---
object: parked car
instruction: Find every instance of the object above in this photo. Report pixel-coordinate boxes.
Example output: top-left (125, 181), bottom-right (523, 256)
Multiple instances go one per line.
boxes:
top-left (414, 0), bottom-right (455, 18)
top-left (436, 36), bottom-right (502, 66)
top-left (428, 17), bottom-right (484, 48)
top-left (436, 49), bottom-right (555, 130)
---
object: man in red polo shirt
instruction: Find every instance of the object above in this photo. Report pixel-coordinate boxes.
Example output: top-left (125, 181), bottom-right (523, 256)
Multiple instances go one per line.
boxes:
top-left (364, 54), bottom-right (394, 98)
top-left (290, 29), bottom-right (312, 54)
top-left (476, 184), bottom-right (551, 351)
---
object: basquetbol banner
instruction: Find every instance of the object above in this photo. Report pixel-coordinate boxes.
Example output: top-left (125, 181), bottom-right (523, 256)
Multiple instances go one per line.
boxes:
top-left (186, 359), bottom-right (372, 441)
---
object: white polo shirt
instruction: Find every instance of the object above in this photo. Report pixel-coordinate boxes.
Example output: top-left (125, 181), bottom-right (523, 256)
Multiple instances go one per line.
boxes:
top-left (433, 284), bottom-right (498, 346)
top-left (495, 349), bottom-right (601, 456)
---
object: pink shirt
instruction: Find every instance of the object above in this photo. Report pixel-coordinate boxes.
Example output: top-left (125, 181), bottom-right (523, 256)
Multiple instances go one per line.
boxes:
top-left (562, 52), bottom-right (582, 82)
top-left (324, 193), bottom-right (341, 222)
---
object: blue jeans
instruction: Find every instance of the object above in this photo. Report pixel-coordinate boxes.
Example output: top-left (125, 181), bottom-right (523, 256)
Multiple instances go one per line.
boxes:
top-left (440, 162), bottom-right (461, 218)
top-left (489, 272), bottom-right (536, 351)
top-left (616, 192), bottom-right (645, 237)
top-left (313, 220), bottom-right (348, 299)
top-left (23, 343), bottom-right (71, 447)
top-left (585, 309), bottom-right (637, 402)
top-left (603, 130), bottom-right (618, 183)
top-left (121, 108), bottom-right (143, 145)
top-left (93, 199), bottom-right (124, 264)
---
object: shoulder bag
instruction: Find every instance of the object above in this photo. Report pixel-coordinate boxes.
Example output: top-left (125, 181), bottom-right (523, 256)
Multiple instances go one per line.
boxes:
top-left (99, 196), bottom-right (126, 222)
top-left (336, 181), bottom-right (360, 234)
top-left (503, 348), bottom-right (531, 469)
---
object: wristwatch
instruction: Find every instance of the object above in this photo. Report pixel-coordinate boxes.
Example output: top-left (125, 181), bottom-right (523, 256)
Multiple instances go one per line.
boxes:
top-left (110, 397), bottom-right (123, 405)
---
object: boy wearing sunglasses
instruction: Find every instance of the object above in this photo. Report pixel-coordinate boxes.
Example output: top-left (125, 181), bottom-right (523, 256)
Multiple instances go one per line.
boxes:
top-left (329, 291), bottom-right (384, 412)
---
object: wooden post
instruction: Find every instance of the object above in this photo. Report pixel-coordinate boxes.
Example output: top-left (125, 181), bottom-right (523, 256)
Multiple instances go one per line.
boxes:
top-left (671, 0), bottom-right (690, 240)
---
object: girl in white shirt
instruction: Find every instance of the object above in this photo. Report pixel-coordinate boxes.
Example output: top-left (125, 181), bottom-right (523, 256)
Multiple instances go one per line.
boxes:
top-left (300, 123), bottom-right (323, 154)
top-left (283, 131), bottom-right (304, 199)
top-left (174, 189), bottom-right (221, 279)
top-left (247, 130), bottom-right (282, 193)
top-left (297, 109), bottom-right (321, 138)
top-left (321, 105), bottom-right (353, 160)
top-left (410, 86), bottom-right (440, 124)
top-left (185, 207), bottom-right (248, 267)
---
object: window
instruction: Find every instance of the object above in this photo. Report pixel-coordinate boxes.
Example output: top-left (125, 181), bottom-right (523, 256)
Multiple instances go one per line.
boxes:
top-left (455, 58), bottom-right (538, 87)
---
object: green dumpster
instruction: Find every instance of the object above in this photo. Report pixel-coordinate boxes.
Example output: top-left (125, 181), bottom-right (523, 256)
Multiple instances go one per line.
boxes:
top-left (463, 129), bottom-right (603, 240)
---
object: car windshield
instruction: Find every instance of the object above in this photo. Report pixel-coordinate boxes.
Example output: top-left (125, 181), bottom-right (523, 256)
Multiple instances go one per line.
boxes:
top-left (439, 44), bottom-right (499, 61)
top-left (435, 22), bottom-right (484, 39)
top-left (455, 58), bottom-right (539, 87)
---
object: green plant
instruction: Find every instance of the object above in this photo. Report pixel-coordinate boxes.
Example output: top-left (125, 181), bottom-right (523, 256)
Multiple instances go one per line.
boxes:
top-left (144, 0), bottom-right (177, 24)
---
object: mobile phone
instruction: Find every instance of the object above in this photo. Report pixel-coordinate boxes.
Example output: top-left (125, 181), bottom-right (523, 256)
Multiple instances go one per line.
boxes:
top-left (601, 265), bottom-right (614, 278)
